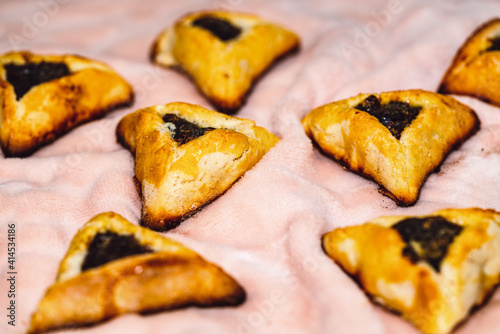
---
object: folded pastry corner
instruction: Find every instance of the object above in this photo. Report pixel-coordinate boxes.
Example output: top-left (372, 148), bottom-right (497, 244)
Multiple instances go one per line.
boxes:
top-left (150, 10), bottom-right (300, 113)
top-left (438, 18), bottom-right (500, 107)
top-left (0, 51), bottom-right (134, 157)
top-left (323, 207), bottom-right (500, 334)
top-left (28, 212), bottom-right (246, 334)
top-left (302, 89), bottom-right (479, 206)
top-left (117, 102), bottom-right (280, 231)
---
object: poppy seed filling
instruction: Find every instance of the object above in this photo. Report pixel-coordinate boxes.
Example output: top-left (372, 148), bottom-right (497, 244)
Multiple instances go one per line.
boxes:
top-left (162, 113), bottom-right (215, 145)
top-left (391, 216), bottom-right (463, 272)
top-left (486, 36), bottom-right (500, 52)
top-left (192, 15), bottom-right (242, 42)
top-left (354, 95), bottom-right (422, 140)
top-left (81, 231), bottom-right (153, 271)
top-left (4, 61), bottom-right (71, 100)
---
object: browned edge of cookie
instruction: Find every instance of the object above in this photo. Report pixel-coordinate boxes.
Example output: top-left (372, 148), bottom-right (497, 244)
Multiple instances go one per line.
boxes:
top-left (320, 232), bottom-right (406, 316)
top-left (149, 38), bottom-right (300, 115)
top-left (209, 42), bottom-right (301, 114)
top-left (115, 121), bottom-right (134, 154)
top-left (3, 92), bottom-right (134, 158)
top-left (28, 255), bottom-right (246, 334)
top-left (320, 222), bottom-right (500, 334)
top-left (437, 18), bottom-right (500, 95)
top-left (309, 107), bottom-right (480, 207)
top-left (138, 171), bottom-right (251, 232)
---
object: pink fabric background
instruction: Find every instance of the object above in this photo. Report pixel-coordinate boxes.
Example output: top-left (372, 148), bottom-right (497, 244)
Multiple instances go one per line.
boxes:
top-left (1, 0), bottom-right (500, 333)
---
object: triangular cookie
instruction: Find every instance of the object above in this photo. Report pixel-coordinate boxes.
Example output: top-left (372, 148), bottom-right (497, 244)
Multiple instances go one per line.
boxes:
top-left (0, 51), bottom-right (134, 157)
top-left (117, 102), bottom-right (280, 230)
top-left (150, 10), bottom-right (299, 113)
top-left (322, 208), bottom-right (500, 334)
top-left (439, 18), bottom-right (500, 107)
top-left (28, 212), bottom-right (246, 334)
top-left (302, 90), bottom-right (479, 206)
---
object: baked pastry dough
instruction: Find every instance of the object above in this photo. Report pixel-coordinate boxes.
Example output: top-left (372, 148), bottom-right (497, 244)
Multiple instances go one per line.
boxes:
top-left (28, 212), bottom-right (246, 334)
top-left (0, 51), bottom-right (134, 157)
top-left (439, 18), bottom-right (500, 107)
top-left (117, 102), bottom-right (279, 231)
top-left (150, 10), bottom-right (300, 113)
top-left (322, 208), bottom-right (500, 334)
top-left (301, 89), bottom-right (479, 206)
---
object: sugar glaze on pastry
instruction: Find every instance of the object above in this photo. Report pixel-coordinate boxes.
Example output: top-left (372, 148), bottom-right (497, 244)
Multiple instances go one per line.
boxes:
top-left (117, 102), bottom-right (280, 231)
top-left (150, 10), bottom-right (300, 113)
top-left (28, 212), bottom-right (246, 334)
top-left (323, 208), bottom-right (500, 334)
top-left (301, 89), bottom-right (480, 206)
top-left (0, 51), bottom-right (134, 157)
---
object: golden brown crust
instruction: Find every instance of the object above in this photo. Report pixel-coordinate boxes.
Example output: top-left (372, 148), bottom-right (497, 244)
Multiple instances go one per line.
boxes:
top-left (150, 10), bottom-right (300, 113)
top-left (116, 102), bottom-right (280, 231)
top-left (0, 51), bottom-right (134, 157)
top-left (438, 18), bottom-right (500, 107)
top-left (322, 208), bottom-right (500, 334)
top-left (301, 89), bottom-right (480, 206)
top-left (28, 212), bottom-right (246, 334)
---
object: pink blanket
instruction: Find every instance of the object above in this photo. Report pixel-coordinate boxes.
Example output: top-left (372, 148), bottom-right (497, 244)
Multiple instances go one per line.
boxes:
top-left (1, 0), bottom-right (500, 333)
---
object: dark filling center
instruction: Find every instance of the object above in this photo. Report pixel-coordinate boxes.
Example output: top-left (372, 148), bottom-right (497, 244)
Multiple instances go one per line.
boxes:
top-left (4, 61), bottom-right (71, 100)
top-left (162, 113), bottom-right (215, 145)
top-left (192, 15), bottom-right (242, 42)
top-left (486, 36), bottom-right (500, 52)
top-left (354, 95), bottom-right (422, 140)
top-left (391, 216), bottom-right (463, 272)
top-left (81, 231), bottom-right (153, 271)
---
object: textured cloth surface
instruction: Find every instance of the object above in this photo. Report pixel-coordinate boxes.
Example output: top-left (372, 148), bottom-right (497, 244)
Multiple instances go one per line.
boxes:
top-left (1, 0), bottom-right (500, 333)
